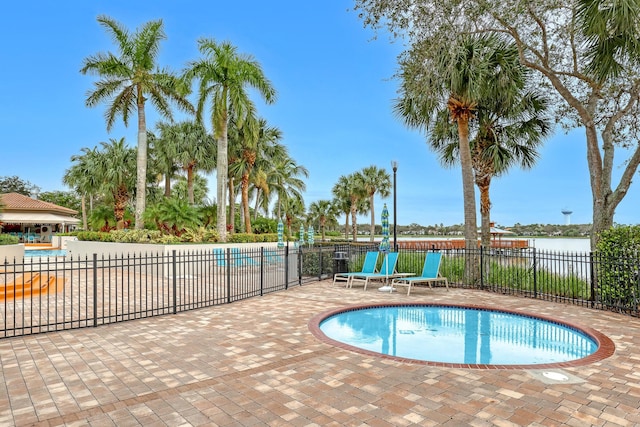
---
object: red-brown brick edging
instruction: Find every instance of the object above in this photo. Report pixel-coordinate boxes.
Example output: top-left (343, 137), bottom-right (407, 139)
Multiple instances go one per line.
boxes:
top-left (308, 302), bottom-right (616, 369)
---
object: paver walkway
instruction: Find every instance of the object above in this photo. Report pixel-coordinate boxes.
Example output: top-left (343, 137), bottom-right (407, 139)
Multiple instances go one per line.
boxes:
top-left (1, 281), bottom-right (639, 426)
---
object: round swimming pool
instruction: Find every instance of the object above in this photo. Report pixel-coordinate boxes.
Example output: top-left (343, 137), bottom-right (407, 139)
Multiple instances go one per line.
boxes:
top-left (309, 303), bottom-right (614, 368)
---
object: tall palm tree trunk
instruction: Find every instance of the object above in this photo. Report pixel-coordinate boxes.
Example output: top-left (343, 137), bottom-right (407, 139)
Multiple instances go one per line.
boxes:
top-left (187, 165), bottom-right (195, 205)
top-left (228, 177), bottom-right (235, 235)
top-left (456, 115), bottom-right (479, 285)
top-left (350, 204), bottom-right (358, 242)
top-left (164, 174), bottom-right (171, 197)
top-left (241, 173), bottom-right (252, 233)
top-left (135, 92), bottom-right (147, 230)
top-left (344, 212), bottom-right (350, 240)
top-left (478, 180), bottom-right (492, 250)
top-left (217, 114), bottom-right (229, 241)
top-left (114, 187), bottom-right (129, 229)
top-left (81, 194), bottom-right (88, 230)
top-left (369, 195), bottom-right (375, 242)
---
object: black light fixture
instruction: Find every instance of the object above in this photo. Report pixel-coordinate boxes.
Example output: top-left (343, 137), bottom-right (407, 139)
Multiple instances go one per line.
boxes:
top-left (391, 160), bottom-right (398, 252)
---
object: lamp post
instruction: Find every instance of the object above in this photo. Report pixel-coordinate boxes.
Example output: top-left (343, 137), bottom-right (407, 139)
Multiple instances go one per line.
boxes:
top-left (391, 160), bottom-right (398, 252)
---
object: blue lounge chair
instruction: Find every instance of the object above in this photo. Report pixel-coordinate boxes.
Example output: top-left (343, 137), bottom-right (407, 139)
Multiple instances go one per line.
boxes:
top-left (349, 252), bottom-right (401, 290)
top-left (264, 249), bottom-right (284, 264)
top-left (213, 248), bottom-right (227, 267)
top-left (231, 248), bottom-right (260, 267)
top-left (391, 252), bottom-right (449, 295)
top-left (332, 251), bottom-right (379, 287)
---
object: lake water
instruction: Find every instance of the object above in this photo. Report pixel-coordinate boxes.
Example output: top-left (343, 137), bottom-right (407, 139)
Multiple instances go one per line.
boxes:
top-left (526, 238), bottom-right (591, 253)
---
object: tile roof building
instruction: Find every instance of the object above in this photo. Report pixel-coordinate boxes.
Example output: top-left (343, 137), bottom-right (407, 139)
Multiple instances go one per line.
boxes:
top-left (0, 193), bottom-right (80, 242)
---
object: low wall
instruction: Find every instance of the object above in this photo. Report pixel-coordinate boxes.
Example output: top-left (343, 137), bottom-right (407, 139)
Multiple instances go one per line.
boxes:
top-left (65, 241), bottom-right (290, 278)
top-left (51, 235), bottom-right (78, 249)
top-left (0, 244), bottom-right (25, 271)
top-left (66, 241), bottom-right (282, 258)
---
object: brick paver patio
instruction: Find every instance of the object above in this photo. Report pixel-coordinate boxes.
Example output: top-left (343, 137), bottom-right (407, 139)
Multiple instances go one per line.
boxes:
top-left (1, 281), bottom-right (639, 426)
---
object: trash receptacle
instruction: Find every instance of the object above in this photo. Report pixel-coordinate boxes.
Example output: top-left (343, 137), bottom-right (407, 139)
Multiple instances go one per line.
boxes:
top-left (333, 251), bottom-right (348, 274)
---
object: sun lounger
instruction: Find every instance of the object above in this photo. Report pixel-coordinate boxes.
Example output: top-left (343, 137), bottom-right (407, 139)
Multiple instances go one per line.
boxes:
top-left (0, 272), bottom-right (64, 300)
top-left (391, 252), bottom-right (448, 295)
top-left (332, 251), bottom-right (379, 287)
top-left (264, 249), bottom-right (284, 264)
top-left (231, 248), bottom-right (260, 267)
top-left (349, 252), bottom-right (404, 290)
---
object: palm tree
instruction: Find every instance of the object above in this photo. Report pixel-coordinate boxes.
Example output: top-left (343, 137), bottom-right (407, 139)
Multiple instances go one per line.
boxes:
top-left (89, 204), bottom-right (116, 232)
top-left (144, 198), bottom-right (202, 236)
top-left (185, 39), bottom-right (276, 241)
top-left (81, 16), bottom-right (193, 229)
top-left (331, 189), bottom-right (352, 240)
top-left (93, 138), bottom-right (137, 228)
top-left (229, 114), bottom-right (284, 233)
top-left (269, 155), bottom-right (309, 220)
top-left (577, 0), bottom-right (640, 83)
top-left (280, 194), bottom-right (305, 239)
top-left (396, 34), bottom-right (526, 283)
top-left (308, 200), bottom-right (337, 242)
top-left (64, 146), bottom-right (101, 230)
top-left (427, 43), bottom-right (551, 250)
top-left (172, 174), bottom-right (210, 205)
top-left (360, 166), bottom-right (391, 242)
top-left (332, 173), bottom-right (368, 242)
top-left (156, 121), bottom-right (216, 205)
top-left (148, 129), bottom-right (179, 198)
top-left (474, 94), bottom-right (550, 248)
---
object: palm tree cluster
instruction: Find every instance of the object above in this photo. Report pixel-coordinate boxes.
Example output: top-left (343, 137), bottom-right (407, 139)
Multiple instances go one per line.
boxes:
top-left (303, 165), bottom-right (391, 243)
top-left (395, 34), bottom-right (551, 283)
top-left (71, 15), bottom-right (309, 238)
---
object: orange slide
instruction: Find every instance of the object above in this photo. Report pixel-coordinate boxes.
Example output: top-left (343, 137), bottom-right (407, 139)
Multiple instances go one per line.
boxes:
top-left (0, 272), bottom-right (65, 300)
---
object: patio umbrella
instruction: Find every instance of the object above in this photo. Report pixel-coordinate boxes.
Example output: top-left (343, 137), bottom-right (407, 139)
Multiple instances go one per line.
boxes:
top-left (378, 203), bottom-right (393, 292)
top-left (277, 219), bottom-right (284, 248)
top-left (299, 224), bottom-right (305, 246)
top-left (307, 225), bottom-right (314, 246)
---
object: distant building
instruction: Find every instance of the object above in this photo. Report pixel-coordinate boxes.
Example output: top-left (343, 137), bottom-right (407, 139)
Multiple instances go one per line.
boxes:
top-left (0, 192), bottom-right (80, 242)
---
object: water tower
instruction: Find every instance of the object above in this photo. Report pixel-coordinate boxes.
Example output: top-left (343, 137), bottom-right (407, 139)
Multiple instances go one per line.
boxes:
top-left (561, 208), bottom-right (573, 225)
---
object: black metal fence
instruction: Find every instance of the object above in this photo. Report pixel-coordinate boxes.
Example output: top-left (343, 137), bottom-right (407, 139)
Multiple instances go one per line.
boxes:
top-left (301, 244), bottom-right (640, 316)
top-left (1, 246), bottom-right (301, 339)
top-left (1, 243), bottom-right (638, 339)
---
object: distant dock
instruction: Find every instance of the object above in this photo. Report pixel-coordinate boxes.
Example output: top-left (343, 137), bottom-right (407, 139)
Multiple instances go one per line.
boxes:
top-left (398, 239), bottom-right (529, 250)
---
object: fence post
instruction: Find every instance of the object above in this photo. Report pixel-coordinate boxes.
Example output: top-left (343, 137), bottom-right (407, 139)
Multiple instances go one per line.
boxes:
top-left (93, 253), bottom-right (98, 328)
top-left (318, 247), bottom-right (323, 282)
top-left (533, 248), bottom-right (538, 298)
top-left (172, 250), bottom-right (177, 314)
top-left (260, 247), bottom-right (264, 296)
top-left (589, 251), bottom-right (596, 308)
top-left (285, 244), bottom-right (289, 289)
top-left (226, 248), bottom-right (231, 304)
top-left (480, 246), bottom-right (484, 289)
top-left (298, 247), bottom-right (302, 286)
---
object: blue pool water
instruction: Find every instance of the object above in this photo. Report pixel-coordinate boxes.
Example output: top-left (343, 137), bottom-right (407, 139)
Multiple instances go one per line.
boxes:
top-left (319, 305), bottom-right (598, 365)
top-left (24, 249), bottom-right (67, 257)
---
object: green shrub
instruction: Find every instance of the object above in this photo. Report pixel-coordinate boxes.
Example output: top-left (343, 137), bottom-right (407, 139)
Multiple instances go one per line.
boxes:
top-left (0, 234), bottom-right (19, 245)
top-left (227, 233), bottom-right (278, 243)
top-left (109, 229), bottom-right (163, 243)
top-left (77, 231), bottom-right (114, 242)
top-left (252, 217), bottom-right (277, 234)
top-left (180, 227), bottom-right (219, 243)
top-left (301, 250), bottom-right (333, 276)
top-left (595, 225), bottom-right (640, 310)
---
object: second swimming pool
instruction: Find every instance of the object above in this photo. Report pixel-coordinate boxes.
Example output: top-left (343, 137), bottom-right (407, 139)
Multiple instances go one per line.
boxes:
top-left (312, 303), bottom-right (614, 368)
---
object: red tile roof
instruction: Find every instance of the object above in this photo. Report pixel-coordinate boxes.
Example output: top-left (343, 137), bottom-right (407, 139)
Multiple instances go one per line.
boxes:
top-left (0, 193), bottom-right (78, 215)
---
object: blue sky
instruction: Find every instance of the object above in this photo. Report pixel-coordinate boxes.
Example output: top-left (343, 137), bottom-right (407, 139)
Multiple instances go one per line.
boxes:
top-left (0, 1), bottom-right (637, 227)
